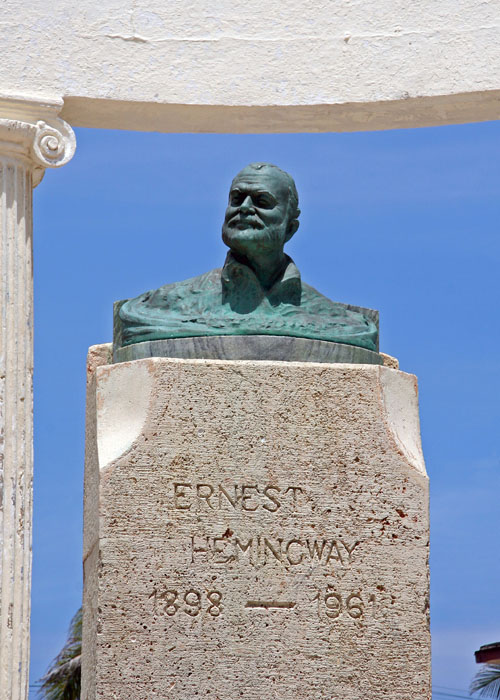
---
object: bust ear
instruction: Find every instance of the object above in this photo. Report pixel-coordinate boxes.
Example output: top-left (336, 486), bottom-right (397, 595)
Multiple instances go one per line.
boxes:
top-left (285, 218), bottom-right (300, 242)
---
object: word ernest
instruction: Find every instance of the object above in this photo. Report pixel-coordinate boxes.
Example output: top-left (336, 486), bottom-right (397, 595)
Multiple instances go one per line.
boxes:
top-left (173, 482), bottom-right (303, 513)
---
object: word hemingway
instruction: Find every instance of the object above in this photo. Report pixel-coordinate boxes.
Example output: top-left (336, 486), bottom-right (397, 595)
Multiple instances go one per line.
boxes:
top-left (191, 533), bottom-right (359, 568)
top-left (173, 482), bottom-right (304, 513)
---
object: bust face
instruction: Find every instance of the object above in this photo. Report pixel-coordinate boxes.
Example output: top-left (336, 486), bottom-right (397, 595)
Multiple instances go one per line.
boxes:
top-left (222, 166), bottom-right (297, 259)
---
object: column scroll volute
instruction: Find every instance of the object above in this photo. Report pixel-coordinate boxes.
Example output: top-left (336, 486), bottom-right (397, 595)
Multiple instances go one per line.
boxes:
top-left (0, 99), bottom-right (76, 185)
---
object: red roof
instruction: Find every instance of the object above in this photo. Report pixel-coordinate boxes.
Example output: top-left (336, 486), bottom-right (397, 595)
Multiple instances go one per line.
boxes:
top-left (475, 643), bottom-right (500, 664)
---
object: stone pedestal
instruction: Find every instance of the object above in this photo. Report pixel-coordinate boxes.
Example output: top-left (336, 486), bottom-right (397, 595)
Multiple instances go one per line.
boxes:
top-left (82, 348), bottom-right (430, 700)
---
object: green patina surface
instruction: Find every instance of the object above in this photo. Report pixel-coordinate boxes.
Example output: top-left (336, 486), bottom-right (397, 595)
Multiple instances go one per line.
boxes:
top-left (113, 163), bottom-right (379, 354)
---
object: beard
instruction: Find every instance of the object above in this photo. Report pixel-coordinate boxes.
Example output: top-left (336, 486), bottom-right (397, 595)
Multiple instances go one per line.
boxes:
top-left (222, 218), bottom-right (288, 258)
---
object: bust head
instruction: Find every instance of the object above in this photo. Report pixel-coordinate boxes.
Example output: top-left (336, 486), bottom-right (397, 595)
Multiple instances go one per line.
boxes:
top-left (221, 163), bottom-right (300, 264)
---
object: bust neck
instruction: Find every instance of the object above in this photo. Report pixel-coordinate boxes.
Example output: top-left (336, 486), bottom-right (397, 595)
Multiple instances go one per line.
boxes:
top-left (229, 248), bottom-right (287, 290)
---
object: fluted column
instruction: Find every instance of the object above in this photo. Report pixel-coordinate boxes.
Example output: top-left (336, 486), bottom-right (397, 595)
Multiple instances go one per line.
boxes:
top-left (0, 99), bottom-right (75, 700)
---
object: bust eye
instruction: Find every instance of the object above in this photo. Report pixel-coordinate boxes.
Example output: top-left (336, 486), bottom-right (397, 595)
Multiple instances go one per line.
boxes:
top-left (254, 195), bottom-right (273, 208)
top-left (230, 192), bottom-right (244, 206)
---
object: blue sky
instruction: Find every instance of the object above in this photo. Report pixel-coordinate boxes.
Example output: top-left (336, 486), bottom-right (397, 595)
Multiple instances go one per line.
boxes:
top-left (29, 123), bottom-right (500, 698)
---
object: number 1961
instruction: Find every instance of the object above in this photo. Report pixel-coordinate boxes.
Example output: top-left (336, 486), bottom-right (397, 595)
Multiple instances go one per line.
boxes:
top-left (312, 585), bottom-right (388, 622)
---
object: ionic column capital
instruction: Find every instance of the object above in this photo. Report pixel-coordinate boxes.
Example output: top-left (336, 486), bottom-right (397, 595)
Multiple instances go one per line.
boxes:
top-left (0, 96), bottom-right (76, 185)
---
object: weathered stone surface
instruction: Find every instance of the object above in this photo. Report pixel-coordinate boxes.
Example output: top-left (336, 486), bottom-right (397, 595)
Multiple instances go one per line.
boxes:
top-left (83, 351), bottom-right (429, 700)
top-left (0, 104), bottom-right (75, 700)
top-left (113, 335), bottom-right (383, 365)
top-left (0, 154), bottom-right (34, 700)
top-left (380, 351), bottom-right (399, 370)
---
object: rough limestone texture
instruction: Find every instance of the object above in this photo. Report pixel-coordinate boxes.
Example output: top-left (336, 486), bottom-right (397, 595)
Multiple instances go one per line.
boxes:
top-left (82, 347), bottom-right (429, 700)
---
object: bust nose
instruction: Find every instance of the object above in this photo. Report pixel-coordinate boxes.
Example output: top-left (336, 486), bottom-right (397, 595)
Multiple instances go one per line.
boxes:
top-left (239, 195), bottom-right (255, 214)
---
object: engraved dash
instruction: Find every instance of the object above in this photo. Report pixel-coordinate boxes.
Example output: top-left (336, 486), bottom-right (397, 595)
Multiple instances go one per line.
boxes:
top-left (245, 601), bottom-right (296, 610)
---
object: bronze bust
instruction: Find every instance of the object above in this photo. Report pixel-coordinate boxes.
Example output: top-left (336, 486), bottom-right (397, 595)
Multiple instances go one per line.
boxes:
top-left (114, 163), bottom-right (378, 355)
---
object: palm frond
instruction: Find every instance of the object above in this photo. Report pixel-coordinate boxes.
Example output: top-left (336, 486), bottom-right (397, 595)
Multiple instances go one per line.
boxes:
top-left (38, 607), bottom-right (82, 700)
top-left (471, 662), bottom-right (500, 698)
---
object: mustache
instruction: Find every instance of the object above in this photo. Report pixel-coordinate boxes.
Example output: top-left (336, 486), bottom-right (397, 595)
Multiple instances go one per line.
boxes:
top-left (227, 212), bottom-right (265, 229)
